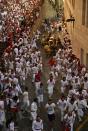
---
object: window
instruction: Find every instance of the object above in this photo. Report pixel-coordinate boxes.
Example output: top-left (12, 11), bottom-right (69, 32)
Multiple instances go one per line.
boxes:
top-left (82, 0), bottom-right (86, 25)
top-left (81, 48), bottom-right (84, 64)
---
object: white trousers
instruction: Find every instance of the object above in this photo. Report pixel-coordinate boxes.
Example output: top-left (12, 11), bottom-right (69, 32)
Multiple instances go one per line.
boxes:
top-left (31, 111), bottom-right (37, 120)
top-left (35, 82), bottom-right (41, 95)
top-left (32, 74), bottom-right (35, 82)
top-left (77, 108), bottom-right (84, 121)
top-left (48, 86), bottom-right (54, 97)
top-left (61, 87), bottom-right (65, 93)
top-left (23, 99), bottom-right (30, 107)
top-left (70, 123), bottom-right (73, 131)
top-left (60, 110), bottom-right (64, 121)
top-left (35, 82), bottom-right (40, 89)
top-left (37, 95), bottom-right (43, 103)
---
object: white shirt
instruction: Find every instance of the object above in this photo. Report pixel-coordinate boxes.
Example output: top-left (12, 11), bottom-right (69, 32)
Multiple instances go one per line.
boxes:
top-left (61, 80), bottom-right (68, 87)
top-left (32, 66), bottom-right (38, 74)
top-left (13, 77), bottom-right (18, 85)
top-left (0, 101), bottom-right (4, 109)
top-left (68, 89), bottom-right (74, 97)
top-left (72, 81), bottom-right (80, 89)
top-left (66, 101), bottom-right (77, 112)
top-left (84, 81), bottom-right (88, 89)
top-left (66, 73), bottom-right (72, 81)
top-left (32, 120), bottom-right (43, 131)
top-left (16, 85), bottom-right (22, 94)
top-left (82, 90), bottom-right (88, 97)
top-left (9, 122), bottom-right (14, 131)
top-left (0, 110), bottom-right (5, 124)
top-left (77, 99), bottom-right (88, 109)
top-left (47, 79), bottom-right (55, 88)
top-left (64, 113), bottom-right (76, 125)
top-left (9, 61), bottom-right (14, 69)
top-left (14, 48), bottom-right (18, 56)
top-left (12, 85), bottom-right (22, 97)
top-left (24, 37), bottom-right (28, 44)
top-left (10, 99), bottom-right (19, 108)
top-left (0, 25), bottom-right (2, 31)
top-left (26, 61), bottom-right (30, 67)
top-left (46, 103), bottom-right (56, 114)
top-left (85, 73), bottom-right (88, 78)
top-left (23, 91), bottom-right (29, 102)
top-left (31, 102), bottom-right (37, 112)
top-left (57, 99), bottom-right (67, 111)
top-left (16, 62), bottom-right (22, 69)
top-left (32, 41), bottom-right (37, 48)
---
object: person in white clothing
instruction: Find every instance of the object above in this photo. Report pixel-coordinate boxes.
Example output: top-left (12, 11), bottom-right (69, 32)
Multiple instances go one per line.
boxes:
top-left (37, 82), bottom-right (44, 106)
top-left (47, 75), bottom-right (55, 97)
top-left (0, 99), bottom-right (5, 128)
top-left (66, 98), bottom-right (77, 113)
top-left (32, 116), bottom-right (43, 131)
top-left (32, 64), bottom-right (38, 83)
top-left (31, 98), bottom-right (38, 120)
top-left (64, 111), bottom-right (76, 131)
top-left (57, 95), bottom-right (67, 122)
top-left (22, 87), bottom-right (30, 111)
top-left (26, 60), bottom-right (31, 76)
top-left (45, 99), bottom-right (56, 130)
top-left (77, 96), bottom-right (88, 122)
top-left (13, 77), bottom-right (19, 86)
top-left (84, 77), bottom-right (88, 89)
top-left (31, 38), bottom-right (37, 48)
top-left (85, 70), bottom-right (88, 78)
top-left (60, 77), bottom-right (68, 93)
top-left (14, 46), bottom-right (18, 56)
top-left (45, 99), bottom-right (56, 120)
top-left (9, 118), bottom-right (15, 131)
top-left (12, 84), bottom-right (22, 97)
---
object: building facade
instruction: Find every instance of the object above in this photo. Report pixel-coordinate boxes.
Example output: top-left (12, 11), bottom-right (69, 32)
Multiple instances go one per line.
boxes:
top-left (64, 0), bottom-right (88, 67)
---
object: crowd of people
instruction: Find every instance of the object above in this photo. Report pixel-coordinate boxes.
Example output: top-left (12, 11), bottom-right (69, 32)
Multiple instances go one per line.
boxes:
top-left (0, 0), bottom-right (43, 131)
top-left (0, 1), bottom-right (88, 131)
top-left (40, 19), bottom-right (88, 131)
top-left (29, 18), bottom-right (88, 131)
top-left (40, 20), bottom-right (63, 56)
top-left (0, 0), bottom-right (42, 57)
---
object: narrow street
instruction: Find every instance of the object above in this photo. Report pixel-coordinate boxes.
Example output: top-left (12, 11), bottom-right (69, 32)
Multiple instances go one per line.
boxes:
top-left (1, 1), bottom-right (88, 131)
top-left (17, 2), bottom-right (63, 130)
top-left (18, 44), bottom-right (62, 131)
